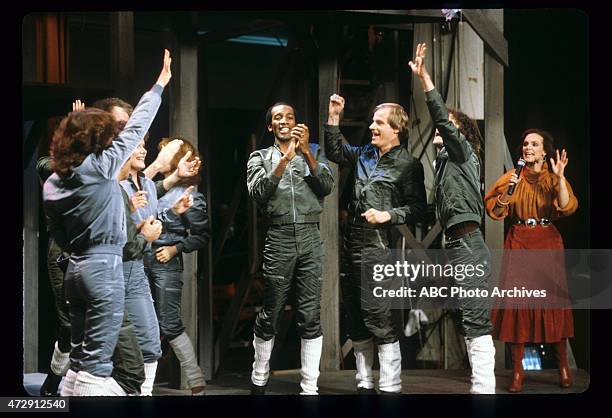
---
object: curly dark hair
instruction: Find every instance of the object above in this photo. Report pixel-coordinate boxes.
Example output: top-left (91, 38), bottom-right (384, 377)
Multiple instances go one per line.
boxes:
top-left (158, 136), bottom-right (201, 186)
top-left (447, 107), bottom-right (483, 161)
top-left (50, 108), bottom-right (121, 179)
top-left (516, 128), bottom-right (556, 172)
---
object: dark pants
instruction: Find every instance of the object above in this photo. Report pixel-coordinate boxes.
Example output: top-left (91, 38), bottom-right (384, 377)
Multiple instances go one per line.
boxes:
top-left (444, 229), bottom-right (494, 339)
top-left (47, 239), bottom-right (71, 353)
top-left (145, 250), bottom-right (185, 340)
top-left (254, 223), bottom-right (323, 341)
top-left (341, 224), bottom-right (397, 345)
top-left (110, 312), bottom-right (146, 395)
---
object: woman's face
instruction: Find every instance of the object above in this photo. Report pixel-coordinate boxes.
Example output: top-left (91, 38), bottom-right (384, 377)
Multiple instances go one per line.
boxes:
top-left (522, 133), bottom-right (546, 164)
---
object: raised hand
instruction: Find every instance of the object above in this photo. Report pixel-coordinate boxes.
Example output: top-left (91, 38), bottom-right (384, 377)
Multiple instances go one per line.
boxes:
top-left (361, 208), bottom-right (391, 224)
top-left (156, 49), bottom-right (172, 87)
top-left (172, 185), bottom-right (195, 215)
top-left (72, 100), bottom-right (85, 112)
top-left (550, 149), bottom-right (568, 178)
top-left (281, 137), bottom-right (297, 162)
top-left (177, 151), bottom-right (202, 179)
top-left (507, 172), bottom-right (522, 189)
top-left (291, 123), bottom-right (310, 154)
top-left (408, 43), bottom-right (429, 79)
top-left (328, 94), bottom-right (345, 117)
top-left (130, 190), bottom-right (149, 213)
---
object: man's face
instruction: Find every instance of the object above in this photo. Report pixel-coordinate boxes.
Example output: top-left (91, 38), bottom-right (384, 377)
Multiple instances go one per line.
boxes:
top-left (369, 107), bottom-right (399, 150)
top-left (110, 106), bottom-right (129, 124)
top-left (268, 105), bottom-right (296, 142)
top-left (128, 140), bottom-right (147, 172)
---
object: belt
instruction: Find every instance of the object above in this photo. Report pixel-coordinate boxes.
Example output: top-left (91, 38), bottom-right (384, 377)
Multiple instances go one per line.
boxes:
top-left (269, 213), bottom-right (320, 225)
top-left (514, 218), bottom-right (551, 227)
top-left (445, 221), bottom-right (480, 240)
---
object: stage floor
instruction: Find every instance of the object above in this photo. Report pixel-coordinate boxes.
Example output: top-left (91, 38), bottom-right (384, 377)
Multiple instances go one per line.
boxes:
top-left (24, 368), bottom-right (589, 396)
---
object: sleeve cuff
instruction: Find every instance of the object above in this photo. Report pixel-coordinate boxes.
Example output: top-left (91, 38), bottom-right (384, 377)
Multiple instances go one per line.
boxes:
top-left (323, 124), bottom-right (341, 133)
top-left (268, 171), bottom-right (282, 185)
top-left (175, 243), bottom-right (184, 253)
top-left (152, 84), bottom-right (164, 95)
top-left (388, 209), bottom-right (399, 224)
top-left (424, 87), bottom-right (441, 102)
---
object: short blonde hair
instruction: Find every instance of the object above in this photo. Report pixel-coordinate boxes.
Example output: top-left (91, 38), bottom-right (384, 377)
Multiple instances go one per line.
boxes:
top-left (374, 103), bottom-right (410, 140)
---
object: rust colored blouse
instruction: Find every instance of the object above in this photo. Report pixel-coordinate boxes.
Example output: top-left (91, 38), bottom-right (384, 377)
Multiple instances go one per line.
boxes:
top-left (484, 162), bottom-right (578, 221)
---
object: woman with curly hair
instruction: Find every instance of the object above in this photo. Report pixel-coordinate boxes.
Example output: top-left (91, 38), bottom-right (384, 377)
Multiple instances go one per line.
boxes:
top-left (143, 137), bottom-right (210, 395)
top-left (42, 50), bottom-right (172, 396)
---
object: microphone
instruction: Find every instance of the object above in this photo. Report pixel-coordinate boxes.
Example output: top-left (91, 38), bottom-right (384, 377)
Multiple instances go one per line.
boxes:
top-left (508, 159), bottom-right (525, 196)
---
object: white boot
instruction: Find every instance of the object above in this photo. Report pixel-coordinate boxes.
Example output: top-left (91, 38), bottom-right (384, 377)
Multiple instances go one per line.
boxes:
top-left (465, 335), bottom-right (496, 394)
top-left (140, 361), bottom-right (158, 396)
top-left (352, 338), bottom-right (375, 390)
top-left (378, 341), bottom-right (402, 393)
top-left (300, 336), bottom-right (322, 395)
top-left (72, 371), bottom-right (108, 396)
top-left (104, 377), bottom-right (127, 396)
top-left (50, 341), bottom-right (71, 376)
top-left (169, 332), bottom-right (206, 394)
top-left (59, 369), bottom-right (78, 396)
top-left (251, 335), bottom-right (275, 388)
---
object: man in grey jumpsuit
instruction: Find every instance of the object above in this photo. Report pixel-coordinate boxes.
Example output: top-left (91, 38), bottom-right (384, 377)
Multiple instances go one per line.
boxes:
top-left (246, 102), bottom-right (334, 395)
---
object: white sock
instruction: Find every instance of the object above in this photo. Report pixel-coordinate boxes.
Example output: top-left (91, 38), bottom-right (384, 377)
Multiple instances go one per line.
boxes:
top-left (140, 361), bottom-right (158, 396)
top-left (352, 338), bottom-right (374, 389)
top-left (300, 336), bottom-right (322, 395)
top-left (105, 377), bottom-right (127, 396)
top-left (169, 332), bottom-right (206, 390)
top-left (378, 341), bottom-right (402, 393)
top-left (72, 371), bottom-right (108, 396)
top-left (50, 341), bottom-right (70, 376)
top-left (251, 334), bottom-right (275, 387)
top-left (465, 335), bottom-right (496, 394)
top-left (59, 369), bottom-right (78, 396)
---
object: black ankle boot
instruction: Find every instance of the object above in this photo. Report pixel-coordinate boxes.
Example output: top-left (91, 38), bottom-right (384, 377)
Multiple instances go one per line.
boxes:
top-left (40, 372), bottom-right (63, 396)
top-left (250, 383), bottom-right (267, 395)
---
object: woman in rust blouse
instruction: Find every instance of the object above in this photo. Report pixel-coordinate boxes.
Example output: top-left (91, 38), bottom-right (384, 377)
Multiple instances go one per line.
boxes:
top-left (485, 129), bottom-right (578, 393)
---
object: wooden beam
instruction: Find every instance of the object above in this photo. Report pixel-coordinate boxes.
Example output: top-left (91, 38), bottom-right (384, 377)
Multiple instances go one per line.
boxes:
top-left (461, 9), bottom-right (508, 67)
top-left (169, 38), bottom-right (202, 387)
top-left (197, 42), bottom-right (215, 381)
top-left (23, 121), bottom-right (40, 374)
top-left (343, 10), bottom-right (446, 19)
top-left (318, 18), bottom-right (341, 372)
top-left (109, 12), bottom-right (135, 102)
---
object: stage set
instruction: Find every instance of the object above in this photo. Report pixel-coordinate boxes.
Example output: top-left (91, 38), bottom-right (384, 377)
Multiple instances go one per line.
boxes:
top-left (22, 9), bottom-right (589, 397)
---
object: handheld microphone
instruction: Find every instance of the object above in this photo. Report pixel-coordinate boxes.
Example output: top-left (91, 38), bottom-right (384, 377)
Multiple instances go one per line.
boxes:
top-left (507, 159), bottom-right (525, 196)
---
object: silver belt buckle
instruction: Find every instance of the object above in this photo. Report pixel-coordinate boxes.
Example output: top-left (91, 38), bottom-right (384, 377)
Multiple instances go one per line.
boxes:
top-left (525, 218), bottom-right (537, 228)
top-left (541, 218), bottom-right (551, 227)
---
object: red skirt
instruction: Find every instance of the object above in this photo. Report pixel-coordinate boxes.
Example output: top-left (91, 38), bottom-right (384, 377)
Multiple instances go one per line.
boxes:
top-left (491, 224), bottom-right (574, 343)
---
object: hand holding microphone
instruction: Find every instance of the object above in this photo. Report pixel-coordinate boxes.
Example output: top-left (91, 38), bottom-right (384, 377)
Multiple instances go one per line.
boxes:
top-left (507, 159), bottom-right (525, 196)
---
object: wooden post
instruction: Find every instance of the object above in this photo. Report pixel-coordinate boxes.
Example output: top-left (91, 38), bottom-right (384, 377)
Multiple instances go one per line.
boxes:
top-left (317, 16), bottom-right (340, 371)
top-left (23, 121), bottom-right (40, 373)
top-left (109, 12), bottom-right (135, 101)
top-left (169, 38), bottom-right (203, 387)
top-left (482, 9), bottom-right (506, 370)
top-left (197, 43), bottom-right (215, 381)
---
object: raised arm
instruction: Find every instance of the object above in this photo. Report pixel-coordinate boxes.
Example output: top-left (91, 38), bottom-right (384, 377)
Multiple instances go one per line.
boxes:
top-left (246, 151), bottom-right (282, 205)
top-left (324, 94), bottom-right (361, 166)
top-left (409, 43), bottom-right (471, 163)
top-left (95, 49), bottom-right (172, 179)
